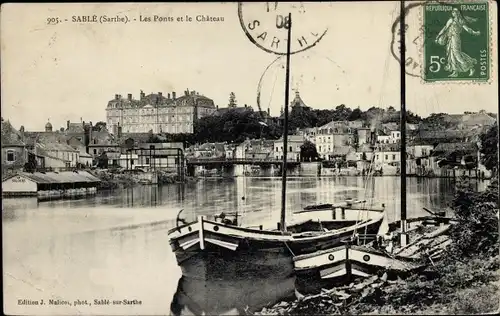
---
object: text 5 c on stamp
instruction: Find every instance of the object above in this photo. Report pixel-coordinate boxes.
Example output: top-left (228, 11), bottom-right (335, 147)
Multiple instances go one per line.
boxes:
top-left (422, 1), bottom-right (490, 82)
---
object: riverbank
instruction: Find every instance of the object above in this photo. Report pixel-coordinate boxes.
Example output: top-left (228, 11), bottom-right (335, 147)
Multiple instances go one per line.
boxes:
top-left (255, 257), bottom-right (499, 315)
top-left (89, 169), bottom-right (197, 190)
top-left (254, 178), bottom-right (499, 315)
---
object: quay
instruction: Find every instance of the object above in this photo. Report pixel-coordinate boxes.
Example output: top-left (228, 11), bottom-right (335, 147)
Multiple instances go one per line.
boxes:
top-left (2, 171), bottom-right (101, 201)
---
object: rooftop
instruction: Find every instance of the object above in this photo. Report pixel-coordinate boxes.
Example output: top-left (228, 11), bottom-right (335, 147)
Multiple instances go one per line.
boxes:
top-left (3, 171), bottom-right (101, 184)
top-left (1, 120), bottom-right (25, 147)
top-left (107, 89), bottom-right (216, 109)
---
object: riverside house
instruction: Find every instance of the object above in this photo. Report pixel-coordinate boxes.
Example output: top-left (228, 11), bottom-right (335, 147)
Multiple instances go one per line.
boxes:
top-left (236, 139), bottom-right (274, 160)
top-left (315, 121), bottom-right (355, 159)
top-left (88, 129), bottom-right (120, 159)
top-left (1, 120), bottom-right (27, 175)
top-left (274, 135), bottom-right (304, 161)
top-left (190, 142), bottom-right (226, 159)
top-left (24, 122), bottom-right (80, 170)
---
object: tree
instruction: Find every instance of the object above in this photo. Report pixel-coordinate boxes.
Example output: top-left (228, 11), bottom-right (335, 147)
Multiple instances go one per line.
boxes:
top-left (300, 141), bottom-right (319, 162)
top-left (228, 92), bottom-right (237, 108)
top-left (421, 113), bottom-right (455, 130)
top-left (93, 121), bottom-right (107, 132)
top-left (96, 152), bottom-right (109, 168)
top-left (480, 125), bottom-right (498, 171)
top-left (348, 107), bottom-right (363, 121)
top-left (332, 104), bottom-right (352, 121)
top-left (23, 153), bottom-right (38, 172)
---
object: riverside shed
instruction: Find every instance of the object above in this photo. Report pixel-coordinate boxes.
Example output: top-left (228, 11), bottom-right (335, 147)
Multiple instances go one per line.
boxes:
top-left (2, 171), bottom-right (101, 197)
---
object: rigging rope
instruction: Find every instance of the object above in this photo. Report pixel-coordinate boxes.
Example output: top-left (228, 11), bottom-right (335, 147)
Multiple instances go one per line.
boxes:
top-left (352, 4), bottom-right (398, 241)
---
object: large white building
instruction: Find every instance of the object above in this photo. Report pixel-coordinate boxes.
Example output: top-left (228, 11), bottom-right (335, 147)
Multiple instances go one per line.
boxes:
top-left (106, 89), bottom-right (217, 134)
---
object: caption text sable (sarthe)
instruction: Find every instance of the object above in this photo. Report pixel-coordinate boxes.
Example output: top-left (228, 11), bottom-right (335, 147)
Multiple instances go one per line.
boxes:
top-left (47, 14), bottom-right (225, 25)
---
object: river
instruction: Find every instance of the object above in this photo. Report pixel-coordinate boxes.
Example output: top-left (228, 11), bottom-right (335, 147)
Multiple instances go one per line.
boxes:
top-left (2, 176), bottom-right (490, 315)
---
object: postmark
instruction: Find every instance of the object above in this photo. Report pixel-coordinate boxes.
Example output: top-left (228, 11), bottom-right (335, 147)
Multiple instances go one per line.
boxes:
top-left (237, 2), bottom-right (328, 55)
top-left (422, 1), bottom-right (490, 82)
top-left (390, 1), bottom-right (425, 78)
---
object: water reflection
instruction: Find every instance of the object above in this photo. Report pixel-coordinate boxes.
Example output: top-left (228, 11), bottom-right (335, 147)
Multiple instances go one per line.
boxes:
top-left (2, 177), bottom-right (490, 315)
top-left (170, 275), bottom-right (295, 316)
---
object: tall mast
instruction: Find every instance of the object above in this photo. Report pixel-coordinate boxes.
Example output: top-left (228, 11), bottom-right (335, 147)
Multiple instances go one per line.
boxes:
top-left (280, 12), bottom-right (292, 233)
top-left (399, 0), bottom-right (408, 246)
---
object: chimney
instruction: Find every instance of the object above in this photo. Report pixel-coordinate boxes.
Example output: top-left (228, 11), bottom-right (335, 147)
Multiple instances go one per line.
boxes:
top-left (82, 121), bottom-right (85, 129)
top-left (140, 90), bottom-right (145, 100)
top-left (244, 104), bottom-right (247, 108)
top-left (67, 120), bottom-right (70, 130)
top-left (172, 91), bottom-right (176, 99)
top-left (115, 94), bottom-right (119, 100)
top-left (128, 93), bottom-right (132, 101)
top-left (191, 91), bottom-right (195, 96)
top-left (168, 93), bottom-right (171, 99)
top-left (185, 90), bottom-right (189, 96)
top-left (267, 108), bottom-right (270, 115)
top-left (158, 92), bottom-right (162, 98)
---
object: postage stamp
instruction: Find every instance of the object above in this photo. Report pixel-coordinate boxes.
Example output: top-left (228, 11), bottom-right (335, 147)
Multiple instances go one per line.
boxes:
top-left (422, 1), bottom-right (491, 82)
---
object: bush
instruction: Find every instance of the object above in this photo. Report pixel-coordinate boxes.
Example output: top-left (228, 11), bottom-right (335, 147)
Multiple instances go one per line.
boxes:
top-left (449, 177), bottom-right (499, 258)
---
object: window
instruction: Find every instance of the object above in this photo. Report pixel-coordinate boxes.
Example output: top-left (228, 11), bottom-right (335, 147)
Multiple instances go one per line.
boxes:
top-left (393, 154), bottom-right (396, 160)
top-left (6, 150), bottom-right (15, 162)
top-left (289, 146), bottom-right (292, 152)
top-left (385, 154), bottom-right (388, 160)
top-left (146, 158), bottom-right (150, 164)
top-left (93, 149), bottom-right (97, 155)
top-left (275, 147), bottom-right (279, 152)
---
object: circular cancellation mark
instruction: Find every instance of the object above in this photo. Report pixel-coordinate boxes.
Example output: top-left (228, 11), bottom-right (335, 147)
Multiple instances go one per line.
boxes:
top-left (238, 2), bottom-right (328, 55)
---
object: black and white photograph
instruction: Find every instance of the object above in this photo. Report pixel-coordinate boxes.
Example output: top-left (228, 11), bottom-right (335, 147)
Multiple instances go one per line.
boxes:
top-left (1, 1), bottom-right (499, 315)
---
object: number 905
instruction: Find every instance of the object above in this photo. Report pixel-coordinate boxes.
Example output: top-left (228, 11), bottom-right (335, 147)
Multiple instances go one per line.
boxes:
top-left (47, 17), bottom-right (60, 25)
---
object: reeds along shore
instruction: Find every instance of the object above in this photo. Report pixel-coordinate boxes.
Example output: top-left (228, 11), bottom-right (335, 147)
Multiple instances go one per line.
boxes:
top-left (253, 178), bottom-right (500, 315)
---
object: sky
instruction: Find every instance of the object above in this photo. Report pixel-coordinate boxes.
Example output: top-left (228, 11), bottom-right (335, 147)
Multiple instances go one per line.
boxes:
top-left (1, 1), bottom-right (498, 131)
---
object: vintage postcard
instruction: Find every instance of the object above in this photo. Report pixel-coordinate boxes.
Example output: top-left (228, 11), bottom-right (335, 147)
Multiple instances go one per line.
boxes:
top-left (2, 1), bottom-right (499, 316)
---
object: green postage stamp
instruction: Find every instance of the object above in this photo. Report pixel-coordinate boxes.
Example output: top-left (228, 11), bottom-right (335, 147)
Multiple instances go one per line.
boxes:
top-left (423, 1), bottom-right (490, 82)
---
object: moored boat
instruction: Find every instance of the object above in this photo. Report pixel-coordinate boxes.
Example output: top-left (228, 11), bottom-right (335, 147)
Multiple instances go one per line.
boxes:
top-left (168, 207), bottom-right (386, 279)
top-left (293, 215), bottom-right (455, 293)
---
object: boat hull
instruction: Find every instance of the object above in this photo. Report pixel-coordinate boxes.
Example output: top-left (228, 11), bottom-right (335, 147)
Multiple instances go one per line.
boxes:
top-left (293, 244), bottom-right (424, 294)
top-left (168, 214), bottom-right (385, 280)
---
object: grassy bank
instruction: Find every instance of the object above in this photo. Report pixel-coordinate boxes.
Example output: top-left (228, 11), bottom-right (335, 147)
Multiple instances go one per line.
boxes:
top-left (255, 178), bottom-right (500, 315)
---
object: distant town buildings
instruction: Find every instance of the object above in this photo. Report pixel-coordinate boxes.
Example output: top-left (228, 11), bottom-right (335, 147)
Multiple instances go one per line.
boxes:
top-left (274, 135), bottom-right (304, 161)
top-left (106, 89), bottom-right (217, 134)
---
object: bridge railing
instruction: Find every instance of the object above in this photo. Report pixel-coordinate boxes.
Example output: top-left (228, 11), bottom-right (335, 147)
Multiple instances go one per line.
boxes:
top-left (186, 157), bottom-right (300, 164)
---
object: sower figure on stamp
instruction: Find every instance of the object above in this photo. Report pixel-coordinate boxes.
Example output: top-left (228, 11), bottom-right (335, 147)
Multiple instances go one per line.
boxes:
top-left (435, 8), bottom-right (481, 78)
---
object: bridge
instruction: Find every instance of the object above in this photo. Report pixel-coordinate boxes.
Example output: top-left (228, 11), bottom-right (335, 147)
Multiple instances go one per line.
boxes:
top-left (185, 158), bottom-right (301, 167)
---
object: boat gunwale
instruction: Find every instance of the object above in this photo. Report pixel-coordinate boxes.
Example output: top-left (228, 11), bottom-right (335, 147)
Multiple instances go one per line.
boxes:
top-left (168, 210), bottom-right (385, 240)
top-left (293, 244), bottom-right (346, 261)
top-left (294, 207), bottom-right (385, 215)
